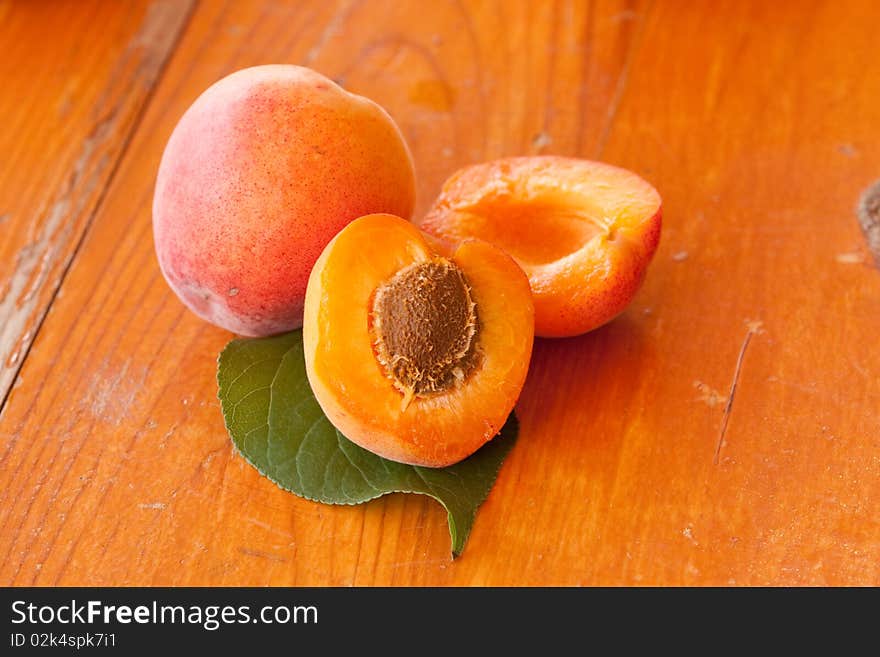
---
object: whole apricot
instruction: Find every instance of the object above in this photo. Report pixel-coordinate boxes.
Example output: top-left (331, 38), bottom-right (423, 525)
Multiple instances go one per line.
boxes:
top-left (153, 65), bottom-right (415, 336)
top-left (303, 214), bottom-right (534, 467)
top-left (419, 156), bottom-right (661, 337)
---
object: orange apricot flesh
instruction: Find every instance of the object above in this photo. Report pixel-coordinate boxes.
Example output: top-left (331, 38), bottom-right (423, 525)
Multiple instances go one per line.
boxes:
top-left (303, 213), bottom-right (534, 467)
top-left (418, 156), bottom-right (662, 338)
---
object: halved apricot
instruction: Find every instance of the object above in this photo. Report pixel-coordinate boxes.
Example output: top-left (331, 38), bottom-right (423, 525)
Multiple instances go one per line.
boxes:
top-left (303, 213), bottom-right (534, 467)
top-left (418, 156), bottom-right (662, 338)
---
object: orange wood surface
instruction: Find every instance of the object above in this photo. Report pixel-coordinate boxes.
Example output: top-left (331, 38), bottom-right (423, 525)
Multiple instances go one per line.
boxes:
top-left (1, 0), bottom-right (878, 586)
top-left (0, 0), bottom-right (194, 404)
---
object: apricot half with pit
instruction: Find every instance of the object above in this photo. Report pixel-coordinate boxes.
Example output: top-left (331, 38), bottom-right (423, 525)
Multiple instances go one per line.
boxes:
top-left (418, 156), bottom-right (662, 338)
top-left (303, 213), bottom-right (534, 467)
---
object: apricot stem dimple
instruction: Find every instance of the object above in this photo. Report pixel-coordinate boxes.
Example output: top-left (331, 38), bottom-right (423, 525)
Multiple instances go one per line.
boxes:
top-left (371, 258), bottom-right (479, 403)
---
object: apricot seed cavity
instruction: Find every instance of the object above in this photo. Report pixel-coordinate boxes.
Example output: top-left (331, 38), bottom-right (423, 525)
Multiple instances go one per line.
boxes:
top-left (419, 156), bottom-right (662, 337)
top-left (371, 259), bottom-right (479, 400)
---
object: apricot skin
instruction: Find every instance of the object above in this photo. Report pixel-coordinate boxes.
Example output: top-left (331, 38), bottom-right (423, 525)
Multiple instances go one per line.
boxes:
top-left (304, 214), bottom-right (534, 468)
top-left (153, 65), bottom-right (416, 336)
top-left (419, 156), bottom-right (662, 338)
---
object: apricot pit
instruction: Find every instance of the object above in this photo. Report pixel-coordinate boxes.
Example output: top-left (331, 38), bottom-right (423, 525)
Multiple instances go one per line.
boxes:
top-left (372, 258), bottom-right (479, 402)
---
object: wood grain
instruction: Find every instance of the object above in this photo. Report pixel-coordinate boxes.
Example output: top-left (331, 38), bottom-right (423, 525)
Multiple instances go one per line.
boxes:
top-left (0, 0), bottom-right (195, 407)
top-left (0, 0), bottom-right (878, 585)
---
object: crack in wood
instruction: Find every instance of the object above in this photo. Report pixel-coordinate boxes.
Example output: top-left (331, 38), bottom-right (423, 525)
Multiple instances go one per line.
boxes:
top-left (596, 0), bottom-right (654, 157)
top-left (713, 327), bottom-right (756, 465)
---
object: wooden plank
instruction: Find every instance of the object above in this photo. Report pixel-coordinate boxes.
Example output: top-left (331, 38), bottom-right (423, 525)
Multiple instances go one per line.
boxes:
top-left (0, 0), bottom-right (195, 407)
top-left (1, 0), bottom-right (878, 585)
top-left (580, 0), bottom-right (880, 584)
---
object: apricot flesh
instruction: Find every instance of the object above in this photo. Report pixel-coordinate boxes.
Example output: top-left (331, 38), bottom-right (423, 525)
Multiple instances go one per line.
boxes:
top-left (153, 65), bottom-right (416, 336)
top-left (418, 156), bottom-right (662, 338)
top-left (303, 213), bottom-right (534, 467)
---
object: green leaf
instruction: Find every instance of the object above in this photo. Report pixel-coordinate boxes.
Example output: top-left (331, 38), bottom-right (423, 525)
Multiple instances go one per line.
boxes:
top-left (217, 330), bottom-right (517, 557)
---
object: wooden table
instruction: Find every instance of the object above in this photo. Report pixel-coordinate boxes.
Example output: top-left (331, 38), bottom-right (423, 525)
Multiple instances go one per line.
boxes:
top-left (1, 0), bottom-right (878, 586)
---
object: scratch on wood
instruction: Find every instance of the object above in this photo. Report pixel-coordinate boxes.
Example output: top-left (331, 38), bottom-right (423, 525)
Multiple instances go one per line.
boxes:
top-left (693, 380), bottom-right (726, 408)
top-left (243, 517), bottom-right (296, 541)
top-left (388, 558), bottom-right (450, 569)
top-left (303, 0), bottom-right (356, 65)
top-left (857, 180), bottom-right (880, 267)
top-left (744, 318), bottom-right (764, 334)
top-left (713, 324), bottom-right (759, 464)
top-left (835, 252), bottom-right (864, 264)
top-left (595, 0), bottom-right (653, 156)
top-left (838, 143), bottom-right (858, 158)
top-left (85, 360), bottom-right (148, 426)
top-left (610, 9), bottom-right (639, 23)
top-left (238, 547), bottom-right (289, 563)
top-left (531, 131), bottom-right (552, 151)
